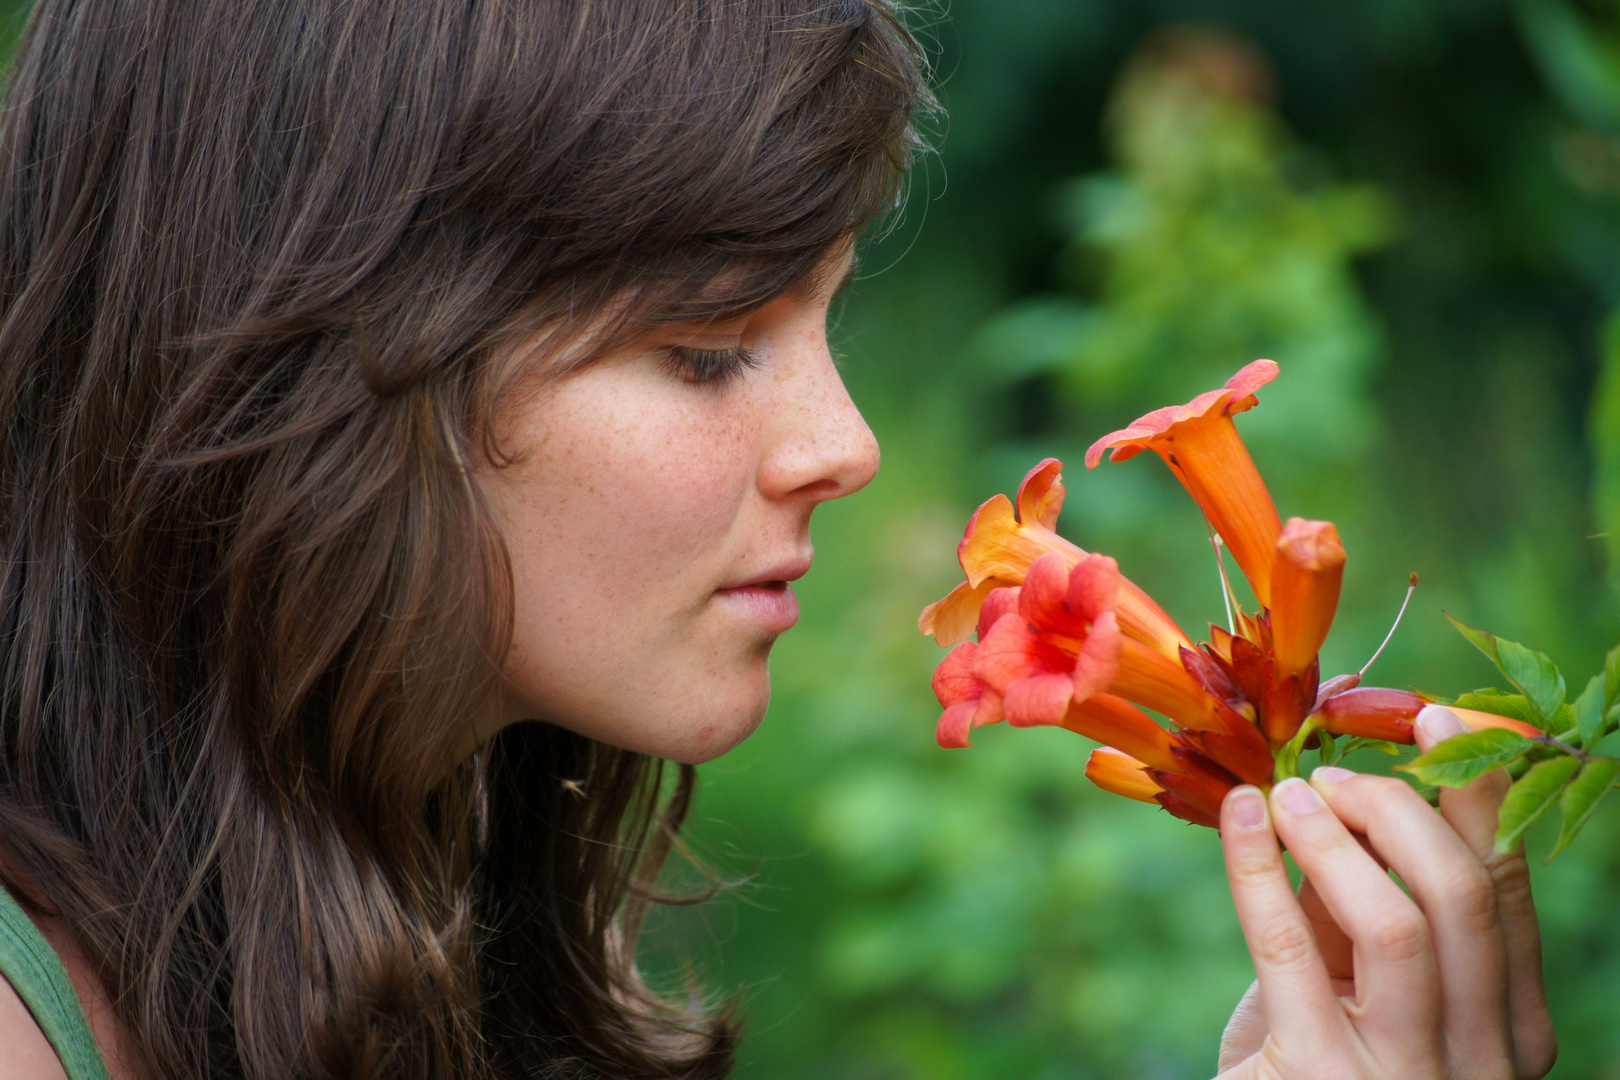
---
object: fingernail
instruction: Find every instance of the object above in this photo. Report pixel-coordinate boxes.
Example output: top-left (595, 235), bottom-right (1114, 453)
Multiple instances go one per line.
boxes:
top-left (1310, 765), bottom-right (1356, 785)
top-left (1227, 786), bottom-right (1267, 829)
top-left (1417, 704), bottom-right (1467, 741)
top-left (1275, 777), bottom-right (1323, 814)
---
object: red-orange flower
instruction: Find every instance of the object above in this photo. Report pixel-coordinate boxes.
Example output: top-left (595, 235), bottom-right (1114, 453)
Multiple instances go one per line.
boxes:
top-left (922, 360), bottom-right (1433, 830)
top-left (920, 459), bottom-right (1188, 657)
top-left (1086, 359), bottom-right (1283, 606)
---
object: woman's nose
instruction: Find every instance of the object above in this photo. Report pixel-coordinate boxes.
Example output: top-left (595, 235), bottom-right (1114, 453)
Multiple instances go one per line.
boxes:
top-left (756, 340), bottom-right (880, 505)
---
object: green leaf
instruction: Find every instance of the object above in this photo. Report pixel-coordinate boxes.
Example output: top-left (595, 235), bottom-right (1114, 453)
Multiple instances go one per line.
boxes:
top-left (1339, 737), bottom-right (1403, 757)
top-left (1449, 692), bottom-right (1542, 728)
top-left (1315, 730), bottom-right (1340, 767)
top-left (1495, 756), bottom-right (1582, 855)
top-left (1550, 758), bottom-right (1620, 860)
top-left (1446, 613), bottom-right (1500, 665)
top-left (1606, 643), bottom-right (1620, 710)
top-left (1398, 728), bottom-right (1535, 788)
top-left (1495, 639), bottom-right (1566, 725)
top-left (1444, 616), bottom-right (1566, 726)
top-left (1574, 675), bottom-right (1606, 751)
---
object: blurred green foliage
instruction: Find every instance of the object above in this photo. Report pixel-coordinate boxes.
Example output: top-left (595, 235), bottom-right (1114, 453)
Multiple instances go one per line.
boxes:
top-left (666, 2), bottom-right (1620, 1078)
top-left (0, 0), bottom-right (1615, 1074)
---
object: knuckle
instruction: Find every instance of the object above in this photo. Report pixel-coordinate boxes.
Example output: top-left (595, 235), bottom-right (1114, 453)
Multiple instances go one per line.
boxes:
top-left (1251, 916), bottom-right (1318, 971)
top-left (1488, 853), bottom-right (1535, 912)
top-left (1366, 906), bottom-right (1431, 963)
top-left (1440, 862), bottom-right (1500, 932)
top-left (1228, 847), bottom-right (1282, 891)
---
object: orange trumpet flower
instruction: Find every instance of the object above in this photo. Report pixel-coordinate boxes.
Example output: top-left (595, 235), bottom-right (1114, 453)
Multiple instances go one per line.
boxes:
top-left (920, 459), bottom-right (1189, 657)
top-left (1086, 359), bottom-right (1283, 606)
top-left (923, 360), bottom-right (1432, 829)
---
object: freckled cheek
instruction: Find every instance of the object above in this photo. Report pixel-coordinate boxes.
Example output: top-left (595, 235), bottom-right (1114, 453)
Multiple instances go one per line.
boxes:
top-left (503, 402), bottom-right (755, 624)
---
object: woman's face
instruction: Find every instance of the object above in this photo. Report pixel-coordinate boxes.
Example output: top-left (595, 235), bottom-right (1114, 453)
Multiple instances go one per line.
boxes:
top-left (479, 248), bottom-right (877, 763)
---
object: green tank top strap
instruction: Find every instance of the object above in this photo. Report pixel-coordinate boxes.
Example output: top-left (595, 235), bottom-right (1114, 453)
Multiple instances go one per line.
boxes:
top-left (0, 883), bottom-right (112, 1080)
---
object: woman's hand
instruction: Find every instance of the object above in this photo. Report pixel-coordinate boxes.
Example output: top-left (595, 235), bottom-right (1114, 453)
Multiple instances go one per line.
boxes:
top-left (1214, 704), bottom-right (1557, 1079)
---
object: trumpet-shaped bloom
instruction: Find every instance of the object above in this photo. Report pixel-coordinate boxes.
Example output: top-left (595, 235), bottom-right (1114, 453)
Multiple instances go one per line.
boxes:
top-left (1086, 360), bottom-right (1283, 606)
top-left (923, 360), bottom-right (1431, 830)
top-left (1448, 707), bottom-right (1543, 740)
top-left (1270, 518), bottom-right (1345, 679)
top-left (920, 459), bottom-right (1188, 656)
top-left (1086, 747), bottom-right (1165, 803)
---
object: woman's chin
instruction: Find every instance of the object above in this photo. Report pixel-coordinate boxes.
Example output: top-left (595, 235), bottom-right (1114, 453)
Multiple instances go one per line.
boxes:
top-left (659, 692), bottom-right (769, 764)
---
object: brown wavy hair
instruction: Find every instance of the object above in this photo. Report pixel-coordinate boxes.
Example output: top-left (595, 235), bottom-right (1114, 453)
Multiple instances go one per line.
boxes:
top-left (0, 1), bottom-right (929, 1077)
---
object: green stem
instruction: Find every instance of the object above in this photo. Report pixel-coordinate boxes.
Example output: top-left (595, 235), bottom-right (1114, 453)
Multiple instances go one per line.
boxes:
top-left (1272, 717), bottom-right (1322, 784)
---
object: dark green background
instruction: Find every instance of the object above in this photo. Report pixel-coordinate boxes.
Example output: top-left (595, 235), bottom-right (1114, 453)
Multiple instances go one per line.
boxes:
top-left (5, 0), bottom-right (1619, 1076)
top-left (661, 2), bottom-right (1620, 1078)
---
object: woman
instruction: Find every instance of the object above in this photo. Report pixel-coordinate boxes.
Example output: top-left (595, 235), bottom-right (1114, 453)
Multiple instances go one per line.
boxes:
top-left (0, 0), bottom-right (1556, 1078)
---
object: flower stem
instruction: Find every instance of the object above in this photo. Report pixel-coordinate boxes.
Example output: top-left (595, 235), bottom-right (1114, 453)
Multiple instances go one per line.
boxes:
top-left (1272, 717), bottom-right (1322, 784)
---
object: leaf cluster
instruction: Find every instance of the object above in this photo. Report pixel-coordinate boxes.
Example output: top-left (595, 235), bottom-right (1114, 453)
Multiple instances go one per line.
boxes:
top-left (1396, 616), bottom-right (1620, 859)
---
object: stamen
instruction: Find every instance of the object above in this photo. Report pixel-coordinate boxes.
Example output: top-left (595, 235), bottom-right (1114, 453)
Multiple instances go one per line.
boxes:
top-left (1358, 572), bottom-right (1418, 679)
top-left (1206, 524), bottom-right (1237, 634)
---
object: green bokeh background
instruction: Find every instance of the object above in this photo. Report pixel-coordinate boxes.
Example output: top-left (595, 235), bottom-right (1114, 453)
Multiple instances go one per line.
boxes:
top-left (657, 2), bottom-right (1620, 1078)
top-left (3, 0), bottom-right (1619, 1076)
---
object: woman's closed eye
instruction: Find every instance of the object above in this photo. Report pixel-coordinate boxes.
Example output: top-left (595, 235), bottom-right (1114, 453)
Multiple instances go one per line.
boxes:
top-left (664, 344), bottom-right (759, 386)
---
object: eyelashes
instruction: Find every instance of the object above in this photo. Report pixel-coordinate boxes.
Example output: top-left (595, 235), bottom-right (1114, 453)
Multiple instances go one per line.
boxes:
top-left (663, 344), bottom-right (759, 386)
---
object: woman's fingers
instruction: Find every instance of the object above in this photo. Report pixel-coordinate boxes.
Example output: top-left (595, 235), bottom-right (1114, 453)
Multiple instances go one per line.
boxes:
top-left (1296, 877), bottom-right (1355, 989)
top-left (1414, 705), bottom-right (1558, 1077)
top-left (1219, 786), bottom-right (1344, 1064)
top-left (1309, 767), bottom-right (1514, 1075)
top-left (1267, 777), bottom-right (1442, 1069)
top-left (1415, 705), bottom-right (1512, 856)
top-left (1217, 981), bottom-right (1268, 1072)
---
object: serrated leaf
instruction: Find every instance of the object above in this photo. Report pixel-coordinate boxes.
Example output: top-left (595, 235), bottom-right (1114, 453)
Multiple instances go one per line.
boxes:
top-left (1495, 639), bottom-right (1566, 725)
top-left (1449, 692), bottom-right (1542, 728)
top-left (1398, 728), bottom-right (1534, 788)
top-left (1574, 675), bottom-right (1606, 751)
top-left (1495, 756), bottom-right (1582, 855)
top-left (1550, 758), bottom-right (1620, 859)
top-left (1446, 613), bottom-right (1500, 665)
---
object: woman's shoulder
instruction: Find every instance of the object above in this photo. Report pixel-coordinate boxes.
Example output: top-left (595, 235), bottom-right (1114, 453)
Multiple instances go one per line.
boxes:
top-left (0, 878), bottom-right (122, 1080)
top-left (0, 971), bottom-right (72, 1080)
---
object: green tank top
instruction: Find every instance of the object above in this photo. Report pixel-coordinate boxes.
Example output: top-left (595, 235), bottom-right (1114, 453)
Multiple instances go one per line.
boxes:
top-left (0, 884), bottom-right (113, 1080)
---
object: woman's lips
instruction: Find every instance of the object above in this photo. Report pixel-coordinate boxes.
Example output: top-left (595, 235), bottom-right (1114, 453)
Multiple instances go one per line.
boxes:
top-left (714, 580), bottom-right (800, 634)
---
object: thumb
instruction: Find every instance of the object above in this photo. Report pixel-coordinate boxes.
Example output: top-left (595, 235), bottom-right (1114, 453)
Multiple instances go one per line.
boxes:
top-left (1217, 980), bottom-right (1268, 1073)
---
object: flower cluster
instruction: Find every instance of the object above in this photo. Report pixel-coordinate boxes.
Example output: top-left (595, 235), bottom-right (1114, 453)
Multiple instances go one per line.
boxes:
top-left (920, 360), bottom-right (1537, 828)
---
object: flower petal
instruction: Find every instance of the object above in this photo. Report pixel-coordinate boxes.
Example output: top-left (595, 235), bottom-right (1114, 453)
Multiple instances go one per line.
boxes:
top-left (1085, 747), bottom-right (1165, 803)
top-left (1068, 553), bottom-right (1121, 623)
top-left (974, 613), bottom-right (1074, 691)
top-left (958, 493), bottom-right (1080, 588)
top-left (931, 641), bottom-right (982, 708)
top-left (1072, 610), bottom-right (1122, 702)
top-left (1313, 687), bottom-right (1425, 743)
top-left (1109, 637), bottom-right (1225, 730)
top-left (1005, 673), bottom-right (1076, 727)
top-left (1448, 707), bottom-right (1543, 740)
top-left (1270, 518), bottom-right (1345, 678)
top-left (978, 585), bottom-right (1022, 641)
top-left (1016, 458), bottom-right (1065, 530)
top-left (1086, 361), bottom-right (1283, 605)
top-left (1019, 552), bottom-right (1083, 638)
top-left (920, 577), bottom-right (1005, 647)
top-left (936, 700), bottom-right (982, 749)
top-left (1061, 693), bottom-right (1177, 769)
